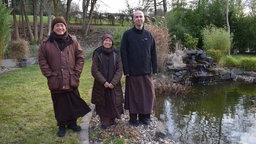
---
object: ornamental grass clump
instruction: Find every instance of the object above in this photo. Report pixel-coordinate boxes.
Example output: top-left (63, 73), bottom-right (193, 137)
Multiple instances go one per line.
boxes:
top-left (201, 25), bottom-right (232, 63)
top-left (222, 55), bottom-right (239, 67)
top-left (8, 39), bottom-right (30, 67)
top-left (146, 23), bottom-right (170, 73)
top-left (240, 58), bottom-right (256, 71)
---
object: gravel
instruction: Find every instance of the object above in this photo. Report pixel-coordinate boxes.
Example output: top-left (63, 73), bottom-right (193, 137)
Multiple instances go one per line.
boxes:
top-left (88, 110), bottom-right (175, 144)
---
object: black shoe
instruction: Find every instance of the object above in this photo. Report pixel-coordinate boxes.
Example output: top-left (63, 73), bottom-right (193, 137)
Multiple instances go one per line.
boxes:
top-left (101, 124), bottom-right (110, 129)
top-left (111, 121), bottom-right (118, 126)
top-left (140, 118), bottom-right (151, 125)
top-left (68, 124), bottom-right (81, 132)
top-left (57, 126), bottom-right (66, 137)
top-left (129, 120), bottom-right (141, 127)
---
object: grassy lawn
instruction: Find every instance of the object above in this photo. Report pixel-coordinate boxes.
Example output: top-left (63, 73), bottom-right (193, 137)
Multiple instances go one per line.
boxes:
top-left (0, 60), bottom-right (93, 144)
top-left (228, 54), bottom-right (256, 59)
top-left (220, 54), bottom-right (256, 71)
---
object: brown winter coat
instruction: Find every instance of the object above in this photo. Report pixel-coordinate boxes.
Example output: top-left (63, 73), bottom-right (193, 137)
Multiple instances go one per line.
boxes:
top-left (91, 46), bottom-right (123, 107)
top-left (38, 35), bottom-right (84, 92)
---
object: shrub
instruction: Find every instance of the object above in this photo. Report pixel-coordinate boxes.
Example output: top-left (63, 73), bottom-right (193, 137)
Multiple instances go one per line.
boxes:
top-left (222, 56), bottom-right (239, 67)
top-left (146, 23), bottom-right (170, 73)
top-left (8, 39), bottom-right (30, 61)
top-left (206, 49), bottom-right (222, 63)
top-left (202, 25), bottom-right (231, 53)
top-left (202, 25), bottom-right (232, 63)
top-left (112, 26), bottom-right (129, 49)
top-left (183, 33), bottom-right (198, 50)
top-left (240, 58), bottom-right (256, 71)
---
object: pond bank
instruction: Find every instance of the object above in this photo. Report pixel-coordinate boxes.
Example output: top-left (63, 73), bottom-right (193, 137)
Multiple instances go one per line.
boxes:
top-left (83, 104), bottom-right (174, 144)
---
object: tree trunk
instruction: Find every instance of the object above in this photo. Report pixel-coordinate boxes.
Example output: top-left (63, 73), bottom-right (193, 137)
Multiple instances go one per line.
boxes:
top-left (226, 0), bottom-right (231, 55)
top-left (154, 0), bottom-right (157, 16)
top-left (12, 0), bottom-right (19, 40)
top-left (163, 0), bottom-right (167, 13)
top-left (20, 3), bottom-right (26, 38)
top-left (65, 0), bottom-right (72, 24)
top-left (39, 0), bottom-right (44, 40)
top-left (33, 0), bottom-right (38, 42)
top-left (21, 0), bottom-right (35, 41)
top-left (47, 0), bottom-right (53, 36)
top-left (53, 0), bottom-right (58, 16)
top-left (85, 0), bottom-right (97, 36)
top-left (82, 0), bottom-right (90, 33)
top-left (47, 15), bottom-right (52, 36)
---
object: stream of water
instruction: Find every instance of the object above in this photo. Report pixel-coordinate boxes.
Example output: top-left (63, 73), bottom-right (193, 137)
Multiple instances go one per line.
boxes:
top-left (155, 82), bottom-right (256, 144)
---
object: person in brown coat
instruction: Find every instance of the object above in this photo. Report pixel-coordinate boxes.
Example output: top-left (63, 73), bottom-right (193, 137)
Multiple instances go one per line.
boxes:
top-left (91, 34), bottom-right (124, 129)
top-left (38, 17), bottom-right (91, 137)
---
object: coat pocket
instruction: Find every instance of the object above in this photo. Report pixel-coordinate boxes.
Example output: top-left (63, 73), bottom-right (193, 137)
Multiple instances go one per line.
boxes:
top-left (70, 72), bottom-right (79, 88)
top-left (47, 75), bottom-right (60, 91)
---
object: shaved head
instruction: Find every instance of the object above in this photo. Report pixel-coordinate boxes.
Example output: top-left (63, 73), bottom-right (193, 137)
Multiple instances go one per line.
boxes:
top-left (133, 10), bottom-right (144, 17)
top-left (133, 10), bottom-right (145, 29)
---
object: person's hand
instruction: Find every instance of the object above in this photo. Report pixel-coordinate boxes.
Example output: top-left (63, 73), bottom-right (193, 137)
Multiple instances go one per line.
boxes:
top-left (108, 83), bottom-right (114, 89)
top-left (104, 82), bottom-right (110, 88)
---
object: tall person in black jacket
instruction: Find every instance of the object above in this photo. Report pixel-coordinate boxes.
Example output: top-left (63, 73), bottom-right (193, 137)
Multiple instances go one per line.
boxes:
top-left (120, 10), bottom-right (158, 126)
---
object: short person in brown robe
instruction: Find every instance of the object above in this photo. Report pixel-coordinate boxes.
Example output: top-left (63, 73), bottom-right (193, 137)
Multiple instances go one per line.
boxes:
top-left (91, 34), bottom-right (124, 129)
top-left (38, 17), bottom-right (91, 137)
top-left (120, 10), bottom-right (158, 126)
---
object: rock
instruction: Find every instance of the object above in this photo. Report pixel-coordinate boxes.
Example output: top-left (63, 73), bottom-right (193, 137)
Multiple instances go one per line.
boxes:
top-left (155, 121), bottom-right (167, 139)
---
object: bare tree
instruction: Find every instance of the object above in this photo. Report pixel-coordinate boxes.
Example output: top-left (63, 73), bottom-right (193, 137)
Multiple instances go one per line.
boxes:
top-left (65, 0), bottom-right (72, 24)
top-left (39, 0), bottom-right (51, 40)
top-left (39, 0), bottom-right (44, 40)
top-left (20, 3), bottom-right (26, 38)
top-left (125, 0), bottom-right (163, 15)
top-left (21, 0), bottom-right (34, 41)
top-left (163, 0), bottom-right (167, 12)
top-left (12, 0), bottom-right (19, 40)
top-left (53, 0), bottom-right (58, 16)
top-left (153, 0), bottom-right (157, 15)
top-left (47, 3), bottom-right (54, 36)
top-left (226, 0), bottom-right (231, 55)
top-left (82, 0), bottom-right (90, 33)
top-left (32, 0), bottom-right (39, 42)
top-left (85, 0), bottom-right (97, 36)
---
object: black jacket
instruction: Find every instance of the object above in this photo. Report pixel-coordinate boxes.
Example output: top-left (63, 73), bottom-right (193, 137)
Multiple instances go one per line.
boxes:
top-left (120, 26), bottom-right (158, 76)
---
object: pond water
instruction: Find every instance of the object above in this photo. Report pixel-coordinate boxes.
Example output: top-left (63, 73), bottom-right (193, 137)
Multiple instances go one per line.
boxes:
top-left (155, 82), bottom-right (256, 144)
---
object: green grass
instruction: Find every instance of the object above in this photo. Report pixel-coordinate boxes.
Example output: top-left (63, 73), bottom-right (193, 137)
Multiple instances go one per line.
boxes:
top-left (0, 60), bottom-right (93, 144)
top-left (228, 54), bottom-right (256, 59)
top-left (220, 54), bottom-right (256, 71)
top-left (9, 15), bottom-right (49, 24)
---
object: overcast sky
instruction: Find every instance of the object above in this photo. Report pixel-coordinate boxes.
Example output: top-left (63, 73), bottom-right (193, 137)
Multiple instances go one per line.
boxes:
top-left (73, 0), bottom-right (138, 13)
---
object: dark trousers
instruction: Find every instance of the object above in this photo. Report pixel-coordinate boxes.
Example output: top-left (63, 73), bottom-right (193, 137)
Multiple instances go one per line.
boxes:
top-left (58, 119), bottom-right (77, 127)
top-left (99, 116), bottom-right (115, 126)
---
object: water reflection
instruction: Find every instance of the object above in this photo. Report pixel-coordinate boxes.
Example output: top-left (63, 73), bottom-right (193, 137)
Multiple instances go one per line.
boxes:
top-left (155, 82), bottom-right (256, 144)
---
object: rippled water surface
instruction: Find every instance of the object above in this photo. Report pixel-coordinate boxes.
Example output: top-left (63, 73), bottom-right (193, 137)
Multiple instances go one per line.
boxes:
top-left (155, 82), bottom-right (256, 144)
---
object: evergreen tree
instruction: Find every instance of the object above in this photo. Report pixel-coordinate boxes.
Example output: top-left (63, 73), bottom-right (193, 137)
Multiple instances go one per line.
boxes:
top-left (0, 3), bottom-right (12, 66)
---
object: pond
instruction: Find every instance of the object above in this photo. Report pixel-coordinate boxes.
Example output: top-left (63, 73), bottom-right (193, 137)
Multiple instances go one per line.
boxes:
top-left (155, 82), bottom-right (256, 144)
